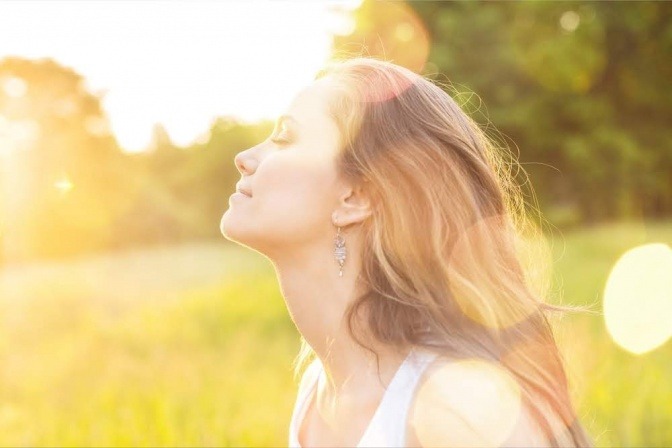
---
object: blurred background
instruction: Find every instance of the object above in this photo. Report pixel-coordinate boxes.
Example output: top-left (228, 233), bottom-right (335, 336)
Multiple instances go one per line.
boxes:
top-left (0, 0), bottom-right (670, 445)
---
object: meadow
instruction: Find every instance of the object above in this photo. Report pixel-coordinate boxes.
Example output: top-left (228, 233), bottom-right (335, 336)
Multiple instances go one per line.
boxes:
top-left (0, 221), bottom-right (670, 447)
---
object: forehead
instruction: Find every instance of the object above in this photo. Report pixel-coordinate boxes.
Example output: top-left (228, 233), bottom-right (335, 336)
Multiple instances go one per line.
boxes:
top-left (283, 78), bottom-right (343, 160)
top-left (285, 78), bottom-right (336, 126)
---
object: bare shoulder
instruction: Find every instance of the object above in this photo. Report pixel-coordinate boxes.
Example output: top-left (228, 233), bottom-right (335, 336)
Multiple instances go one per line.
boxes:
top-left (405, 356), bottom-right (552, 448)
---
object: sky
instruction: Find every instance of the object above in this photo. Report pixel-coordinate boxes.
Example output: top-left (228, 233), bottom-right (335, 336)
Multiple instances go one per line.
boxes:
top-left (0, 0), bottom-right (360, 152)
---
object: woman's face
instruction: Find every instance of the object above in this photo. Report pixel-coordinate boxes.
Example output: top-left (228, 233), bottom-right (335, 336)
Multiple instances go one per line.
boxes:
top-left (220, 77), bottom-right (345, 256)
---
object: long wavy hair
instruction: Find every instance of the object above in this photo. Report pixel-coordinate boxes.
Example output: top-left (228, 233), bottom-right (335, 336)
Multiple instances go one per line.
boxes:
top-left (292, 57), bottom-right (593, 447)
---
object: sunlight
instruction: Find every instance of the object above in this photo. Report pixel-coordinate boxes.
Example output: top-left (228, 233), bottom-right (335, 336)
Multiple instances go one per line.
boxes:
top-left (0, 115), bottom-right (40, 157)
top-left (0, 1), bottom-right (361, 152)
top-left (2, 76), bottom-right (27, 98)
top-left (559, 11), bottom-right (581, 33)
top-left (604, 243), bottom-right (672, 355)
top-left (411, 359), bottom-right (522, 448)
top-left (352, 1), bottom-right (430, 75)
top-left (54, 175), bottom-right (74, 195)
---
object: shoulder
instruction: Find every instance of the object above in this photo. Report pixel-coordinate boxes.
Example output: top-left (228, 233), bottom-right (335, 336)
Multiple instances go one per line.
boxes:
top-left (406, 356), bottom-right (551, 447)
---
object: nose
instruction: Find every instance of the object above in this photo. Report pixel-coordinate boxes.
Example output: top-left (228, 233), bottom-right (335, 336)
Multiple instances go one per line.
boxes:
top-left (234, 148), bottom-right (257, 175)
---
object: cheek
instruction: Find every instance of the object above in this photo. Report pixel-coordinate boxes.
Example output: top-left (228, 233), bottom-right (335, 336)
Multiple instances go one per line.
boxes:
top-left (255, 155), bottom-right (335, 226)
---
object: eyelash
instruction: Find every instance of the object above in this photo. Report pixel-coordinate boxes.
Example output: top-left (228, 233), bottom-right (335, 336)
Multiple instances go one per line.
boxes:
top-left (271, 126), bottom-right (291, 145)
top-left (270, 136), bottom-right (290, 146)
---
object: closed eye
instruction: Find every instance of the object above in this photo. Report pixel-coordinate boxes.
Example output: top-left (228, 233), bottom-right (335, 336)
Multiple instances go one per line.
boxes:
top-left (270, 126), bottom-right (292, 146)
top-left (271, 136), bottom-right (290, 146)
top-left (270, 119), bottom-right (293, 145)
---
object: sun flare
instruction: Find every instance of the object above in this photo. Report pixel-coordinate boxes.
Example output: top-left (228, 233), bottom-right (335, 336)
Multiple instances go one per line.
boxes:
top-left (604, 243), bottom-right (672, 355)
top-left (0, 1), bottom-right (361, 152)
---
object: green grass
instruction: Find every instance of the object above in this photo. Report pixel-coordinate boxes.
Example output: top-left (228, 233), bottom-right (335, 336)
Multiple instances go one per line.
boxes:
top-left (0, 222), bottom-right (670, 446)
top-left (546, 219), bottom-right (672, 446)
top-left (0, 243), bottom-right (297, 446)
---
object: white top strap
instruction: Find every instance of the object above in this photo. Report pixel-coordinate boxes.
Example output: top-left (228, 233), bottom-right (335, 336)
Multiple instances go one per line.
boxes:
top-left (358, 348), bottom-right (440, 447)
top-left (288, 348), bottom-right (440, 448)
top-left (288, 359), bottom-right (321, 448)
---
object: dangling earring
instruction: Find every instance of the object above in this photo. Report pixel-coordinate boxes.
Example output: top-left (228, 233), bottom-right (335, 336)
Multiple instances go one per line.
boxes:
top-left (334, 223), bottom-right (346, 277)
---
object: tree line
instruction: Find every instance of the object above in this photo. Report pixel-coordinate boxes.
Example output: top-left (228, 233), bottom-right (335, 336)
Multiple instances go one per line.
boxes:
top-left (1, 1), bottom-right (670, 262)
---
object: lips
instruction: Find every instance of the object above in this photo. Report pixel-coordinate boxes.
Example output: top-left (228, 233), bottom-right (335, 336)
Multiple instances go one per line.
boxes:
top-left (235, 183), bottom-right (253, 197)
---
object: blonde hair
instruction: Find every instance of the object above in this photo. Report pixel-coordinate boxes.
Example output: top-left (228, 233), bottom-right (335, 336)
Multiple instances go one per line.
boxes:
top-left (293, 57), bottom-right (593, 447)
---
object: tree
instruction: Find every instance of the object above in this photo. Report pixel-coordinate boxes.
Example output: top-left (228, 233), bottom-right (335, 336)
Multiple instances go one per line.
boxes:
top-left (0, 57), bottom-right (136, 262)
top-left (333, 1), bottom-right (672, 224)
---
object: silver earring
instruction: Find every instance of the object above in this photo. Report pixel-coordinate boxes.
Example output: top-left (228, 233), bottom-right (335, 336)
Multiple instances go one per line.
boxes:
top-left (334, 224), bottom-right (346, 277)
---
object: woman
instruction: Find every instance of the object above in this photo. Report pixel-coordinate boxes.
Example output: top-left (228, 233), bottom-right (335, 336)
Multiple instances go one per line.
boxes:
top-left (220, 57), bottom-right (593, 447)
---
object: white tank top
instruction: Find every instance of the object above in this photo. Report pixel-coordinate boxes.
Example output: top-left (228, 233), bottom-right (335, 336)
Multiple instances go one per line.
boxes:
top-left (288, 347), bottom-right (440, 447)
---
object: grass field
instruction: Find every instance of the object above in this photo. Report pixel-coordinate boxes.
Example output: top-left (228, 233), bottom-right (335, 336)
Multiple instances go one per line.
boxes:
top-left (0, 221), bottom-right (670, 446)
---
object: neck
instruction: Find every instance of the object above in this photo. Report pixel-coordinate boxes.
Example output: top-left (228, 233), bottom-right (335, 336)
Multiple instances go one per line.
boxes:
top-left (270, 231), bottom-right (409, 400)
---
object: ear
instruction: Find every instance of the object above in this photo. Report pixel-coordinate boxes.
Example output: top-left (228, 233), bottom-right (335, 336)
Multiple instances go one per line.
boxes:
top-left (332, 181), bottom-right (373, 227)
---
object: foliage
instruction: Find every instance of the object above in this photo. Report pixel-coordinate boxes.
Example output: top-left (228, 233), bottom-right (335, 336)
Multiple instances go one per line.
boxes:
top-left (0, 57), bottom-right (133, 261)
top-left (108, 117), bottom-right (273, 247)
top-left (2, 2), bottom-right (671, 262)
top-left (0, 57), bottom-right (274, 261)
top-left (334, 1), bottom-right (672, 223)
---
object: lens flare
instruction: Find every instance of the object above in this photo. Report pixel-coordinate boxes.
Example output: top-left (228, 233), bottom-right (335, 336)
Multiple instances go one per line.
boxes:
top-left (336, 0), bottom-right (430, 75)
top-left (604, 243), bottom-right (672, 355)
top-left (411, 359), bottom-right (522, 448)
top-left (2, 76), bottom-right (27, 98)
top-left (559, 11), bottom-right (580, 33)
top-left (604, 243), bottom-right (672, 354)
top-left (0, 116), bottom-right (40, 156)
top-left (54, 175), bottom-right (73, 194)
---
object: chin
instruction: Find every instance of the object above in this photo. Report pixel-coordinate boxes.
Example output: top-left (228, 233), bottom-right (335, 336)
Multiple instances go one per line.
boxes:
top-left (220, 211), bottom-right (254, 246)
top-left (219, 211), bottom-right (237, 240)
